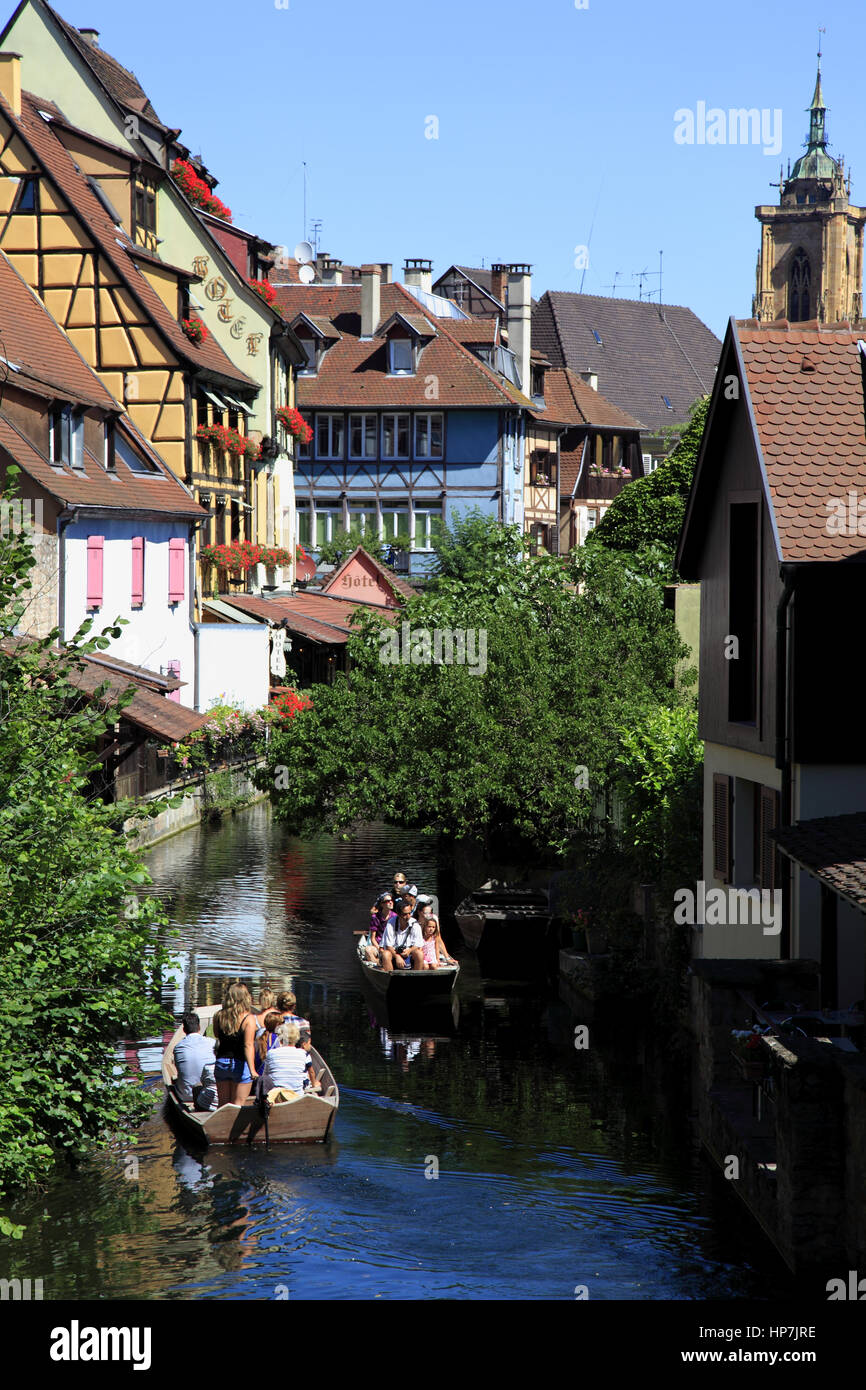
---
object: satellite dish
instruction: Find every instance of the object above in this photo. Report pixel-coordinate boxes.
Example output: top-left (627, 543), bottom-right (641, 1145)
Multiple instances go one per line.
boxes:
top-left (298, 264), bottom-right (316, 284)
top-left (294, 240), bottom-right (314, 265)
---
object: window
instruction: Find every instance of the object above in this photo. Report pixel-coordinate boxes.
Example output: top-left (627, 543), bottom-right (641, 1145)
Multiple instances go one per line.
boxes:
top-left (298, 338), bottom-right (318, 375)
top-left (12, 176), bottom-right (37, 213)
top-left (591, 329), bottom-right (603, 346)
top-left (382, 414), bottom-right (410, 459)
top-left (316, 414), bottom-right (344, 459)
top-left (381, 505), bottom-right (410, 542)
top-left (296, 503), bottom-right (311, 547)
top-left (728, 502), bottom-right (759, 723)
top-left (314, 507), bottom-right (342, 547)
top-left (414, 413), bottom-right (443, 459)
top-left (297, 414), bottom-right (312, 459)
top-left (389, 338), bottom-right (414, 375)
top-left (531, 365), bottom-right (545, 398)
top-left (789, 248), bottom-right (811, 322)
top-left (348, 500), bottom-right (378, 538)
top-left (349, 413), bottom-right (377, 459)
top-left (661, 395), bottom-right (673, 411)
top-left (104, 419), bottom-right (116, 472)
top-left (413, 508), bottom-right (442, 550)
top-left (132, 177), bottom-right (157, 240)
top-left (51, 405), bottom-right (83, 469)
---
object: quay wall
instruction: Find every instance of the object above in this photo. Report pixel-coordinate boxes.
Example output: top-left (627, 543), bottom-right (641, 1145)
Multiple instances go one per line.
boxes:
top-left (125, 758), bottom-right (267, 850)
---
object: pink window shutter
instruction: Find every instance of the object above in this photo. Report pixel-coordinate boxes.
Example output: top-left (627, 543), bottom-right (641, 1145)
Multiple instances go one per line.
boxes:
top-left (168, 537), bottom-right (185, 603)
top-left (86, 535), bottom-right (104, 609)
top-left (167, 659), bottom-right (181, 702)
top-left (131, 537), bottom-right (144, 607)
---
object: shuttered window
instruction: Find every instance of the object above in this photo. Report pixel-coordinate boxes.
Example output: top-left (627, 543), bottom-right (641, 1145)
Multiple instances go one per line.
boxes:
top-left (86, 535), bottom-right (103, 609)
top-left (168, 537), bottom-right (185, 604)
top-left (713, 773), bottom-right (732, 882)
top-left (131, 537), bottom-right (144, 608)
top-left (758, 786), bottom-right (780, 890)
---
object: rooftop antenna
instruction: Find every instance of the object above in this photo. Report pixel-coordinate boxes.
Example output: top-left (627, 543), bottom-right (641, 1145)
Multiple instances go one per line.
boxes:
top-left (579, 177), bottom-right (605, 293)
top-left (302, 162), bottom-right (307, 241)
top-left (659, 249), bottom-right (663, 307)
top-left (310, 218), bottom-right (323, 259)
top-left (604, 271), bottom-right (622, 295)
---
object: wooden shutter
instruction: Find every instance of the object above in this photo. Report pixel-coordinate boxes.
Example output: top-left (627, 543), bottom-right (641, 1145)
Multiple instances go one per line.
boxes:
top-left (758, 786), bottom-right (780, 890)
top-left (168, 537), bottom-right (185, 603)
top-left (712, 773), bottom-right (732, 882)
top-left (86, 535), bottom-right (104, 609)
top-left (131, 537), bottom-right (144, 608)
top-left (167, 659), bottom-right (181, 703)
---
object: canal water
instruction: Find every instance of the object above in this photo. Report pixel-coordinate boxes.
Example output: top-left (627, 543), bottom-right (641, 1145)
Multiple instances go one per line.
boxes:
top-left (3, 802), bottom-right (795, 1301)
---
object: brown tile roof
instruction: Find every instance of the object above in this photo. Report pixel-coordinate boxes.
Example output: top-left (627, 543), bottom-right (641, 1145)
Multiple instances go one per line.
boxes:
top-left (772, 812), bottom-right (866, 914)
top-left (69, 654), bottom-right (206, 741)
top-left (213, 592), bottom-right (361, 645)
top-left (0, 90), bottom-right (256, 393)
top-left (538, 367), bottom-right (643, 432)
top-left (737, 323), bottom-right (866, 562)
top-left (533, 291), bottom-right (720, 434)
top-left (274, 282), bottom-right (534, 410)
top-left (49, 8), bottom-right (166, 129)
top-left (0, 412), bottom-right (205, 518)
top-left (0, 253), bottom-right (117, 409)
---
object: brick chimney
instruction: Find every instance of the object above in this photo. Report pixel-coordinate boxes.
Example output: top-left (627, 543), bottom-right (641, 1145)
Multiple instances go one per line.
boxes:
top-left (506, 264), bottom-right (532, 395)
top-left (360, 264), bottom-right (381, 339)
top-left (403, 258), bottom-right (432, 294)
top-left (489, 263), bottom-right (508, 308)
top-left (0, 53), bottom-right (22, 117)
top-left (78, 28), bottom-right (100, 46)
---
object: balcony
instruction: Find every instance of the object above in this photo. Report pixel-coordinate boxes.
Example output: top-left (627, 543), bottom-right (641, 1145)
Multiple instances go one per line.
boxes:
top-left (574, 471), bottom-right (631, 501)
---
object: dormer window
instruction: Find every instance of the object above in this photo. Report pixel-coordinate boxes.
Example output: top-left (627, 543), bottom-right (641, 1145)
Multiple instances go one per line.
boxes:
top-left (389, 337), bottom-right (414, 375)
top-left (51, 404), bottom-right (83, 469)
top-left (299, 337), bottom-right (318, 375)
top-left (531, 365), bottom-right (545, 398)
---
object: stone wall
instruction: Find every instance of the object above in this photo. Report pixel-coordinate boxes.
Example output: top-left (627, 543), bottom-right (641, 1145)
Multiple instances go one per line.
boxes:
top-left (125, 759), bottom-right (266, 849)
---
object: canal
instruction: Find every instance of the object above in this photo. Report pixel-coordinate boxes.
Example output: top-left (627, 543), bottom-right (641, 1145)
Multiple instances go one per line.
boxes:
top-left (3, 802), bottom-right (796, 1300)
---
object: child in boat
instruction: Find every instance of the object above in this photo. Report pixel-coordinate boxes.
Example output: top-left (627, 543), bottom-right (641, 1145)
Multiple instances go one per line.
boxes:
top-left (276, 990), bottom-right (310, 1034)
top-left (256, 1009), bottom-right (283, 1067)
top-left (298, 1028), bottom-right (321, 1091)
top-left (421, 914), bottom-right (457, 968)
top-left (366, 891), bottom-right (396, 961)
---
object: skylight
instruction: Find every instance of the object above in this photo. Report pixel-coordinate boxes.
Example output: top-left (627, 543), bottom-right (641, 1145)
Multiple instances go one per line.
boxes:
top-left (591, 329), bottom-right (603, 345)
top-left (661, 394), bottom-right (673, 410)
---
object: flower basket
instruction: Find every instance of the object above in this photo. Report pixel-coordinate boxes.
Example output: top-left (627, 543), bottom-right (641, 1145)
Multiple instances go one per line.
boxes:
top-left (195, 423), bottom-right (261, 462)
top-left (248, 278), bottom-right (276, 306)
top-left (276, 406), bottom-right (313, 445)
top-left (171, 159), bottom-right (232, 222)
top-left (183, 315), bottom-right (208, 345)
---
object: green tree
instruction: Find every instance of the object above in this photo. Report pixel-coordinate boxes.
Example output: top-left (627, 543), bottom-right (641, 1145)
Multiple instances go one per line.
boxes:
top-left (591, 395), bottom-right (710, 562)
top-left (0, 478), bottom-right (174, 1210)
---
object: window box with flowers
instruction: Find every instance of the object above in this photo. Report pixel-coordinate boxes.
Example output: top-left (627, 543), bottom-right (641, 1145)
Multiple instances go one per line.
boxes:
top-left (276, 406), bottom-right (313, 447)
top-left (195, 423), bottom-right (261, 461)
top-left (248, 278), bottom-right (276, 306)
top-left (183, 315), bottom-right (208, 345)
top-left (170, 159), bottom-right (232, 221)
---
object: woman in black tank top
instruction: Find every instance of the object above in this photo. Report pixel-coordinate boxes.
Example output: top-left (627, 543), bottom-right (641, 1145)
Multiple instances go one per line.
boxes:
top-left (213, 983), bottom-right (258, 1106)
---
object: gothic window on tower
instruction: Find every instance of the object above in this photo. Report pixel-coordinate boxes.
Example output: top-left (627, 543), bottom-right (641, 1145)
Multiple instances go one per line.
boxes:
top-left (789, 249), bottom-right (811, 321)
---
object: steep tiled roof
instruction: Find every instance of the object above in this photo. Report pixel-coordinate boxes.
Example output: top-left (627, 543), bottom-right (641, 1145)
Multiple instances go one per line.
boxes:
top-left (737, 322), bottom-right (866, 562)
top-left (533, 291), bottom-right (719, 433)
top-left (0, 250), bottom-right (117, 409)
top-left (772, 812), bottom-right (866, 914)
top-left (49, 7), bottom-right (166, 129)
top-left (274, 282), bottom-right (534, 410)
top-left (0, 90), bottom-right (256, 392)
top-left (538, 367), bottom-right (642, 432)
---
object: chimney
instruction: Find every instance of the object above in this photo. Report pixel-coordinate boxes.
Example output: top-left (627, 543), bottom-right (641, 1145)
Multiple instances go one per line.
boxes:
top-left (579, 370), bottom-right (598, 392)
top-left (321, 257), bottom-right (343, 285)
top-left (489, 263), bottom-right (508, 308)
top-left (78, 28), bottom-right (100, 46)
top-left (403, 258), bottom-right (432, 294)
top-left (378, 263), bottom-right (392, 284)
top-left (360, 264), bottom-right (381, 339)
top-left (506, 264), bottom-right (532, 395)
top-left (0, 53), bottom-right (22, 117)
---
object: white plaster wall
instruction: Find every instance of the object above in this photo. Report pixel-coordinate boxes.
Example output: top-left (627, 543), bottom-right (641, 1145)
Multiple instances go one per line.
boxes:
top-left (698, 742), bottom-right (781, 960)
top-left (194, 623), bottom-right (269, 712)
top-left (63, 520), bottom-right (195, 684)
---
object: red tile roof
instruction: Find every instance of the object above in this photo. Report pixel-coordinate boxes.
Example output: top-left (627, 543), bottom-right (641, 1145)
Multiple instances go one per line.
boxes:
top-left (538, 367), bottom-right (642, 432)
top-left (0, 90), bottom-right (256, 393)
top-left (272, 282), bottom-right (534, 410)
top-left (737, 322), bottom-right (866, 561)
top-left (772, 812), bottom-right (866, 914)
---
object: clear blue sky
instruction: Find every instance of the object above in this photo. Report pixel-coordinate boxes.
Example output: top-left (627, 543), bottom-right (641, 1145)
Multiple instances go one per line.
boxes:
top-left (37, 0), bottom-right (866, 340)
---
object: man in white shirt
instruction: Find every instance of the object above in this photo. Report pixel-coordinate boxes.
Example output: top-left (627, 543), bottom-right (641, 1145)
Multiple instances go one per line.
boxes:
top-left (173, 1012), bottom-right (217, 1110)
top-left (380, 906), bottom-right (425, 971)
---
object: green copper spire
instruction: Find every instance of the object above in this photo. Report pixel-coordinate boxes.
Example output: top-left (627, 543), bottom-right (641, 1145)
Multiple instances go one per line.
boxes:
top-left (808, 59), bottom-right (826, 148)
top-left (789, 49), bottom-right (838, 182)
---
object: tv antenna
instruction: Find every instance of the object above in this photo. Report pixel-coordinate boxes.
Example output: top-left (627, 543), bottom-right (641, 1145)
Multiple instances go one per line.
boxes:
top-left (603, 271), bottom-right (623, 295)
top-left (310, 219), bottom-right (323, 259)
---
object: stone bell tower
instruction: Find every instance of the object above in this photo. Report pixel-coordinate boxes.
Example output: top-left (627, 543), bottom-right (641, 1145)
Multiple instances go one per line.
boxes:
top-left (753, 55), bottom-right (866, 324)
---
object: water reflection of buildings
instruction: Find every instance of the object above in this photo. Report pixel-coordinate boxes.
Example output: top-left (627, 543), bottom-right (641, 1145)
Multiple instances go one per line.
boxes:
top-left (378, 1027), bottom-right (442, 1071)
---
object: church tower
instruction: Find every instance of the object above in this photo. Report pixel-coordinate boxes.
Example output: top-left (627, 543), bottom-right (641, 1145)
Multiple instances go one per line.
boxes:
top-left (753, 56), bottom-right (866, 323)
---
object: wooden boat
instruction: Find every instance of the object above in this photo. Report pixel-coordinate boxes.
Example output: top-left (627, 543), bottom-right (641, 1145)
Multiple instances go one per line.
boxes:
top-left (162, 1004), bottom-right (338, 1146)
top-left (356, 938), bottom-right (459, 1004)
top-left (454, 881), bottom-right (553, 952)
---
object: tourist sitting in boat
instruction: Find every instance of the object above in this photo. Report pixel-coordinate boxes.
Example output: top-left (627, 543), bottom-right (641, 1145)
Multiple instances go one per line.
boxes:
top-left (379, 898), bottom-right (425, 971)
top-left (365, 891), bottom-right (397, 961)
top-left (392, 872), bottom-right (408, 898)
top-left (298, 1028), bottom-right (321, 1092)
top-left (276, 989), bottom-right (310, 1033)
top-left (418, 912), bottom-right (458, 970)
top-left (173, 1011), bottom-right (218, 1111)
top-left (213, 983), bottom-right (259, 1106)
top-left (256, 1009), bottom-right (284, 1068)
top-left (261, 1022), bottom-right (313, 1099)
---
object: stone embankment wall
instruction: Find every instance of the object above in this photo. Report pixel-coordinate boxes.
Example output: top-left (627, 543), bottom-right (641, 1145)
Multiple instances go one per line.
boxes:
top-left (125, 758), bottom-right (267, 849)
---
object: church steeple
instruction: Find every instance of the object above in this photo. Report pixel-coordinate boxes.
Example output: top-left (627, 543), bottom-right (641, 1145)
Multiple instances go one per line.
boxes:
top-left (751, 45), bottom-right (866, 326)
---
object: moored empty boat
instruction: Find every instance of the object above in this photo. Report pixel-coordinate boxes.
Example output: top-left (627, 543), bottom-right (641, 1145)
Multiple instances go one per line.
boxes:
top-left (454, 881), bottom-right (553, 952)
top-left (162, 1004), bottom-right (339, 1146)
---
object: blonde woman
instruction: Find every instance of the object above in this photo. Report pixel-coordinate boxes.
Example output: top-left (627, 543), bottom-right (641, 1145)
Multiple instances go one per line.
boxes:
top-left (212, 982), bottom-right (258, 1106)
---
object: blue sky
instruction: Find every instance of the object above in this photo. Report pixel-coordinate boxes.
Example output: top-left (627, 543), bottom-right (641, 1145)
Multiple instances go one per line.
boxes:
top-left (37, 0), bottom-right (866, 340)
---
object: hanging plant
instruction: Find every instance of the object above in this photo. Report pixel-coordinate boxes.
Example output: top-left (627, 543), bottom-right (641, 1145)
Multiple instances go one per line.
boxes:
top-left (171, 159), bottom-right (233, 222)
top-left (248, 277), bottom-right (276, 306)
top-left (276, 406), bottom-right (313, 444)
top-left (182, 315), bottom-right (208, 345)
top-left (195, 423), bottom-right (261, 461)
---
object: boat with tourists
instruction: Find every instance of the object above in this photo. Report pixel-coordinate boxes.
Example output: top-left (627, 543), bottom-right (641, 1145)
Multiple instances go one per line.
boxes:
top-left (356, 937), bottom-right (459, 1004)
top-left (162, 1003), bottom-right (339, 1146)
